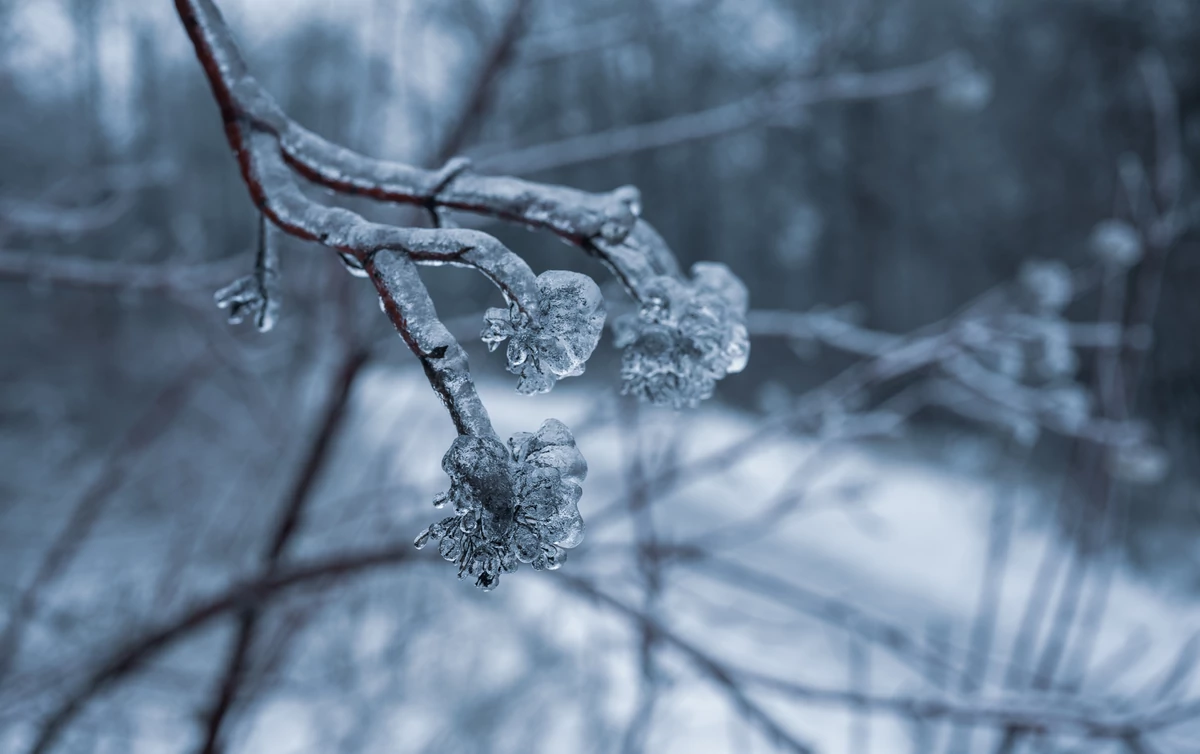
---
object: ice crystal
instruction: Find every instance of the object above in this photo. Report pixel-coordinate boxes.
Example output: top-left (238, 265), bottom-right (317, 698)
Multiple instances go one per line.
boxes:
top-left (414, 419), bottom-right (587, 590)
top-left (612, 262), bottom-right (750, 409)
top-left (482, 270), bottom-right (606, 395)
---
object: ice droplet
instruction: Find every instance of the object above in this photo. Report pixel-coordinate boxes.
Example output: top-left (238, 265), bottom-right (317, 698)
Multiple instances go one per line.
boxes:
top-left (438, 535), bottom-right (462, 562)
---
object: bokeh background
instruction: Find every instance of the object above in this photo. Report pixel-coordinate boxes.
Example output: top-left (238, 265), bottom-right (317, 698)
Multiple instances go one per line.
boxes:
top-left (3, 0), bottom-right (1200, 752)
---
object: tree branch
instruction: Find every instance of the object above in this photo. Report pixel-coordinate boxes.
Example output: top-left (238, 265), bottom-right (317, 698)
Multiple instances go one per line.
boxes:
top-left (470, 55), bottom-right (957, 176)
top-left (27, 544), bottom-right (425, 754)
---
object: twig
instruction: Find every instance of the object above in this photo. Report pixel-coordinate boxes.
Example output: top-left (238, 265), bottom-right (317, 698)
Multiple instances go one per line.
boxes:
top-left (0, 249), bottom-right (244, 294)
top-left (192, 349), bottom-right (369, 754)
top-left (471, 55), bottom-right (957, 176)
top-left (560, 575), bottom-right (817, 754)
top-left (558, 575), bottom-right (1199, 745)
top-left (186, 0), bottom-right (535, 746)
top-left (27, 544), bottom-right (426, 754)
top-left (0, 358), bottom-right (214, 683)
top-left (619, 403), bottom-right (664, 754)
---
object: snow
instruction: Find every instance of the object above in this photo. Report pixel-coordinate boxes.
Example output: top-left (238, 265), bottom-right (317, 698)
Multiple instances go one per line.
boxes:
top-left (5, 366), bottom-right (1199, 753)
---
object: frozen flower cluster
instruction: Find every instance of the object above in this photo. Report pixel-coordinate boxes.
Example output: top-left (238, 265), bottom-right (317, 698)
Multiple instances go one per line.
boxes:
top-left (612, 262), bottom-right (750, 409)
top-left (414, 419), bottom-right (586, 590)
top-left (482, 270), bottom-right (606, 394)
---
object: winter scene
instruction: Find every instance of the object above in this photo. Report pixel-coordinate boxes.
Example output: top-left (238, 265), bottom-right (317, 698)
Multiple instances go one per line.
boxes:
top-left (2, 1), bottom-right (1200, 753)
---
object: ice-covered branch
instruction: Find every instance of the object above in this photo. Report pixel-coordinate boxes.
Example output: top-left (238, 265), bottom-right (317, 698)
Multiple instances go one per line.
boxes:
top-left (0, 249), bottom-right (242, 294)
top-left (175, 0), bottom-right (751, 595)
top-left (749, 257), bottom-right (1155, 458)
top-left (174, 0), bottom-right (662, 283)
top-left (213, 215), bottom-right (280, 332)
top-left (364, 250), bottom-right (493, 437)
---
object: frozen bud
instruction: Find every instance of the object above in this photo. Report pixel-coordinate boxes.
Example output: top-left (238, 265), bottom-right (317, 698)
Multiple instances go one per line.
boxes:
top-left (482, 270), bottom-right (606, 395)
top-left (1108, 443), bottom-right (1169, 485)
top-left (1019, 259), bottom-right (1073, 313)
top-left (613, 263), bottom-right (751, 409)
top-left (415, 420), bottom-right (587, 590)
top-left (937, 52), bottom-right (993, 112)
top-left (1088, 219), bottom-right (1143, 268)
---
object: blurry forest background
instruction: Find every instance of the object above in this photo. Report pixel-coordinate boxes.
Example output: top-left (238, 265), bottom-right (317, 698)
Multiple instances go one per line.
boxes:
top-left (2, 0), bottom-right (1200, 752)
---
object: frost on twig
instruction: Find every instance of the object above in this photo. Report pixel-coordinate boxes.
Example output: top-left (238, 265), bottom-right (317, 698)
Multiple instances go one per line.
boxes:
top-left (415, 419), bottom-right (586, 590)
top-left (482, 270), bottom-right (606, 394)
top-left (613, 262), bottom-right (750, 409)
top-left (214, 216), bottom-right (281, 332)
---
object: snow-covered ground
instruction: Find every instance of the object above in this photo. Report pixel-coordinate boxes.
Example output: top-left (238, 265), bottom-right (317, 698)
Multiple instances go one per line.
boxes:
top-left (4, 366), bottom-right (1199, 753)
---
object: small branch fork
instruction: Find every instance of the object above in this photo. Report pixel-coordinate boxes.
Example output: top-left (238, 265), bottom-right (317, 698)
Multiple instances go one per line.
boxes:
top-left (174, 0), bottom-right (678, 439)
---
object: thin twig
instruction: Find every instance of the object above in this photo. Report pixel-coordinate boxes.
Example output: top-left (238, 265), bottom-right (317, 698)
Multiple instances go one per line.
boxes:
top-left (0, 358), bottom-right (214, 683)
top-left (471, 55), bottom-right (956, 176)
top-left (28, 544), bottom-right (427, 754)
top-left (192, 349), bottom-right (369, 754)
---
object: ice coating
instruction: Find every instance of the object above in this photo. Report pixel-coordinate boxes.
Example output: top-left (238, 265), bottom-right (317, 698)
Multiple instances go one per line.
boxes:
top-left (612, 262), bottom-right (750, 409)
top-left (214, 272), bottom-right (279, 332)
top-left (414, 419), bottom-right (587, 590)
top-left (482, 270), bottom-right (606, 394)
top-left (213, 218), bottom-right (281, 333)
